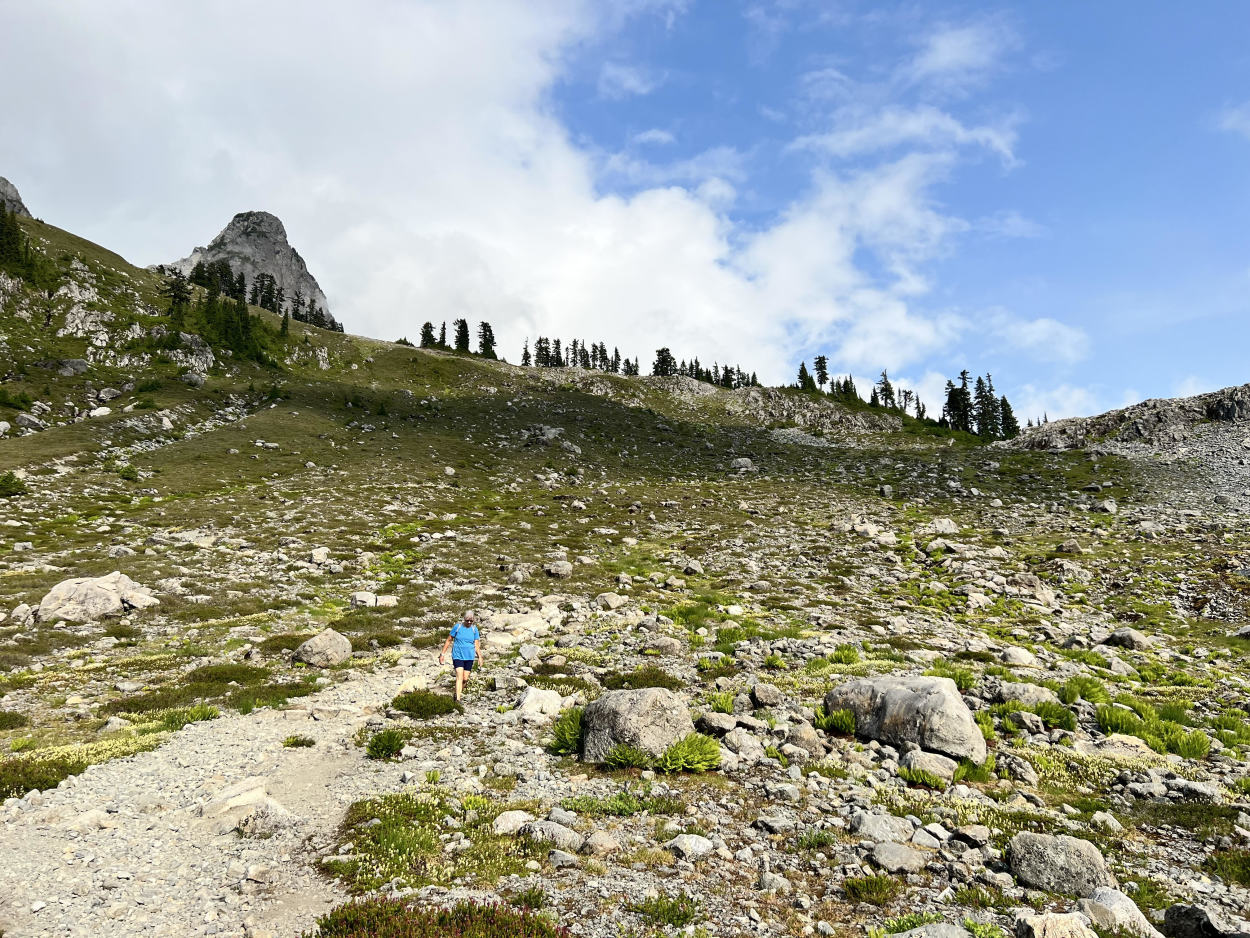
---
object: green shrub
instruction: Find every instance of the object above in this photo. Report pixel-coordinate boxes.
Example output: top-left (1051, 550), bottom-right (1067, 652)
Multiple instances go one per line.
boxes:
top-left (975, 710), bottom-right (996, 741)
top-left (844, 874), bottom-right (902, 905)
top-left (964, 920), bottom-right (1007, 938)
top-left (762, 652), bottom-right (786, 670)
top-left (603, 744), bottom-right (652, 770)
top-left (1157, 701), bottom-right (1192, 725)
top-left (0, 710), bottom-right (28, 730)
top-left (797, 828), bottom-right (839, 849)
top-left (509, 887), bottom-right (546, 911)
top-left (0, 472), bottom-right (27, 498)
top-left (1204, 850), bottom-right (1250, 886)
top-left (1033, 701), bottom-right (1077, 731)
top-left (629, 894), bottom-right (700, 928)
top-left (548, 707), bottom-right (582, 756)
top-left (1097, 705), bottom-right (1142, 736)
top-left (1175, 729), bottom-right (1211, 760)
top-left (898, 766), bottom-right (947, 790)
top-left (136, 378), bottom-right (162, 392)
top-left (1060, 675), bottom-right (1110, 705)
top-left (366, 728), bottom-right (413, 760)
top-left (925, 662), bottom-right (976, 692)
top-left (830, 644), bottom-right (860, 665)
top-left (392, 690), bottom-right (463, 720)
top-left (656, 733), bottom-right (721, 773)
top-left (706, 691), bottom-right (736, 714)
top-left (602, 666), bottom-right (683, 691)
top-left (884, 913), bottom-right (944, 934)
top-left (184, 663), bottom-right (270, 685)
top-left (284, 735), bottom-right (316, 748)
top-left (304, 898), bottom-right (568, 938)
top-left (952, 754), bottom-right (996, 784)
top-left (813, 706), bottom-right (856, 735)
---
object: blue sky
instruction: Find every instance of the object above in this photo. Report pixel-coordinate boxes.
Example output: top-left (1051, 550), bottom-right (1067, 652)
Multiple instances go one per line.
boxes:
top-left (4, 1), bottom-right (1249, 419)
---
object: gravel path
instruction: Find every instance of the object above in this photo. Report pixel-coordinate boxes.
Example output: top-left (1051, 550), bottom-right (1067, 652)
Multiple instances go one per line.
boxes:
top-left (0, 658), bottom-right (441, 938)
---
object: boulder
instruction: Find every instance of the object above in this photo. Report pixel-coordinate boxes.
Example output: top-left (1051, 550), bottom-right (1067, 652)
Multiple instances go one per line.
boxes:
top-left (872, 841), bottom-right (928, 873)
top-left (1076, 887), bottom-right (1163, 938)
top-left (580, 688), bottom-right (695, 764)
top-left (519, 820), bottom-right (584, 853)
top-left (1009, 832), bottom-right (1115, 896)
top-left (1015, 913), bottom-right (1099, 938)
top-left (896, 927), bottom-right (971, 938)
top-left (900, 748), bottom-right (958, 782)
top-left (1162, 904), bottom-right (1250, 938)
top-left (666, 834), bottom-right (714, 859)
top-left (1102, 628), bottom-right (1152, 651)
top-left (492, 810), bottom-right (534, 836)
top-left (850, 811), bottom-right (914, 844)
top-left (514, 687), bottom-right (564, 717)
top-left (293, 628), bottom-right (352, 667)
top-left (37, 571), bottom-right (159, 622)
top-left (824, 676), bottom-right (986, 763)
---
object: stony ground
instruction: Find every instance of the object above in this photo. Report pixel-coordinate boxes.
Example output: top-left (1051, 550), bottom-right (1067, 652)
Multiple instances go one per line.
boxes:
top-left (3, 217), bottom-right (1250, 938)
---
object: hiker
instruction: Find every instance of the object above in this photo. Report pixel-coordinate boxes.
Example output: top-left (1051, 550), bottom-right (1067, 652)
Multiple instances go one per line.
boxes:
top-left (438, 611), bottom-right (481, 702)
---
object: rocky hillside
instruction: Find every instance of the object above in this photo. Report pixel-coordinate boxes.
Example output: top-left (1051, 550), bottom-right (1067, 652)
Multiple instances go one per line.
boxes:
top-left (163, 210), bottom-right (339, 329)
top-left (0, 177), bottom-right (30, 217)
top-left (1, 213), bottom-right (1250, 938)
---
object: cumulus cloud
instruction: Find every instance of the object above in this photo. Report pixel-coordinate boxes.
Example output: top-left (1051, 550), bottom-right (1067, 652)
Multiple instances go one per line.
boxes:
top-left (1012, 383), bottom-right (1101, 423)
top-left (0, 1), bottom-right (1057, 386)
top-left (632, 128), bottom-right (676, 146)
top-left (794, 104), bottom-right (1018, 165)
top-left (986, 311), bottom-right (1090, 364)
top-left (904, 19), bottom-right (1018, 93)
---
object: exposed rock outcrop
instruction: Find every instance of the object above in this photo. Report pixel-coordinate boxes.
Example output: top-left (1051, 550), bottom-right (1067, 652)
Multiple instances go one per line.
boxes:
top-left (1014, 383), bottom-right (1250, 450)
top-left (0, 175), bottom-right (31, 217)
top-left (162, 211), bottom-right (338, 330)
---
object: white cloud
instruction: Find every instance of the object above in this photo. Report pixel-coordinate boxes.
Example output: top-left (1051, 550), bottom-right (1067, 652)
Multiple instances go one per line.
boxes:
top-left (986, 311), bottom-right (1090, 364)
top-left (598, 61), bottom-right (664, 99)
top-left (795, 104), bottom-right (1018, 165)
top-left (632, 128), bottom-right (676, 146)
top-left (905, 20), bottom-right (1017, 93)
top-left (1173, 375), bottom-right (1213, 398)
top-left (0, 0), bottom-right (1034, 387)
top-left (1012, 383), bottom-right (1101, 422)
top-left (978, 209), bottom-right (1046, 239)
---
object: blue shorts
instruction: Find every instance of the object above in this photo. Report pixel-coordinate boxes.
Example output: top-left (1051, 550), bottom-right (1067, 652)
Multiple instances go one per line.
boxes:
top-left (453, 658), bottom-right (474, 672)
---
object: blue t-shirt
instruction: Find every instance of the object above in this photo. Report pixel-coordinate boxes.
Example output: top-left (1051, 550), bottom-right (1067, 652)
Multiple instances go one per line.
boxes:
top-left (450, 622), bottom-right (480, 660)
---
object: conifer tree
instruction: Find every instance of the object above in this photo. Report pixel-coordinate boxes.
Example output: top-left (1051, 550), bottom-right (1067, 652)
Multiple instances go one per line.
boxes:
top-left (876, 370), bottom-right (896, 409)
top-left (651, 347), bottom-right (677, 377)
top-left (552, 338), bottom-right (563, 366)
top-left (869, 386), bottom-right (880, 407)
top-left (438, 322), bottom-right (447, 348)
top-left (419, 322), bottom-right (436, 347)
top-left (999, 396), bottom-right (1020, 439)
top-left (521, 338), bottom-right (532, 366)
top-left (280, 310), bottom-right (289, 337)
top-left (813, 355), bottom-right (828, 391)
top-left (477, 321), bottom-right (496, 358)
top-left (797, 361), bottom-right (816, 392)
top-left (453, 318), bottom-right (470, 352)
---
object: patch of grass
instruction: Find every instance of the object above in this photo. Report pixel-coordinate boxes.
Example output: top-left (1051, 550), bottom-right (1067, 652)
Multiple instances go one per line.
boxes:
top-left (924, 661), bottom-right (976, 692)
top-left (527, 674), bottom-right (599, 698)
top-left (323, 790), bottom-right (539, 893)
top-left (602, 665), bottom-right (683, 692)
top-left (302, 898), bottom-right (568, 938)
top-left (103, 622), bottom-right (141, 640)
top-left (656, 733), bottom-right (721, 773)
top-left (629, 894), bottom-right (700, 928)
top-left (797, 828), bottom-right (839, 850)
top-left (184, 663), bottom-right (270, 685)
top-left (509, 887), bottom-right (546, 911)
top-left (976, 711), bottom-right (996, 742)
top-left (548, 707), bottom-right (582, 756)
top-left (964, 920), bottom-right (1007, 938)
top-left (366, 727), bottom-right (414, 760)
top-left (844, 874), bottom-right (902, 905)
top-left (952, 886), bottom-right (1011, 911)
top-left (830, 644), bottom-right (860, 665)
top-left (0, 736), bottom-right (162, 798)
top-left (284, 735), bottom-right (316, 748)
top-left (705, 690), bottom-right (736, 714)
top-left (1126, 802), bottom-right (1239, 838)
top-left (952, 754), bottom-right (996, 785)
top-left (561, 785), bottom-right (684, 817)
top-left (157, 703), bottom-right (219, 732)
top-left (392, 690), bottom-right (463, 720)
top-left (258, 633), bottom-right (313, 654)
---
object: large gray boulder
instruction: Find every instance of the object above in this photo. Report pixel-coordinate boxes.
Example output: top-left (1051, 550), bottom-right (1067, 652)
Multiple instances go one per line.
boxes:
top-left (1076, 887), bottom-right (1163, 938)
top-left (1163, 904), bottom-right (1250, 938)
top-left (824, 676), bottom-right (986, 763)
top-left (1016, 913), bottom-right (1099, 938)
top-left (580, 688), bottom-right (694, 763)
top-left (37, 571), bottom-right (159, 622)
top-left (1009, 832), bottom-right (1115, 896)
top-left (293, 628), bottom-right (352, 667)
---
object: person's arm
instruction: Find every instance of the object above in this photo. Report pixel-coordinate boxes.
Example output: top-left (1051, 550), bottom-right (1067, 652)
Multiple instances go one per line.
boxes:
top-left (438, 630), bottom-right (454, 663)
top-left (474, 636), bottom-right (482, 665)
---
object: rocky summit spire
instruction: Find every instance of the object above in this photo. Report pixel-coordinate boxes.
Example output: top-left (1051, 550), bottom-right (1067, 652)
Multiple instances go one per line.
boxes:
top-left (163, 210), bottom-right (338, 330)
top-left (0, 176), bottom-right (31, 217)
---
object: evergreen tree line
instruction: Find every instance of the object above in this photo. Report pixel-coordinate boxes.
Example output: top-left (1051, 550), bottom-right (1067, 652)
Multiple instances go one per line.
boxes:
top-left (795, 358), bottom-right (926, 418)
top-left (160, 269), bottom-right (276, 364)
top-left (940, 370), bottom-right (1021, 440)
top-left (418, 319), bottom-right (498, 359)
top-left (187, 259), bottom-right (341, 331)
top-left (522, 337), bottom-right (637, 375)
top-left (0, 207), bottom-right (56, 288)
top-left (650, 347), bottom-right (759, 388)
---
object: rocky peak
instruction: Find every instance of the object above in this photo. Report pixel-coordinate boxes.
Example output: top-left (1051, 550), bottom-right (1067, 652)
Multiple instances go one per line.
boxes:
top-left (0, 176), bottom-right (31, 217)
top-left (163, 210), bottom-right (338, 330)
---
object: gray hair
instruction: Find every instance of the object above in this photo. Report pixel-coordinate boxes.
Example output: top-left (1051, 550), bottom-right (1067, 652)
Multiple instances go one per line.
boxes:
top-left (463, 610), bottom-right (477, 622)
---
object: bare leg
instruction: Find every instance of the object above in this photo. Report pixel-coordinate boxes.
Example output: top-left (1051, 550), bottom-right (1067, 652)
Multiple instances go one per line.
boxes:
top-left (455, 667), bottom-right (465, 701)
